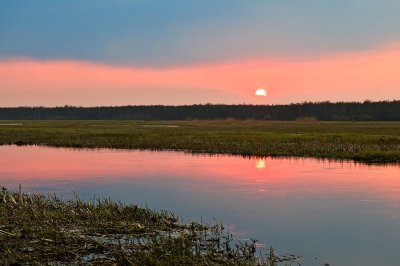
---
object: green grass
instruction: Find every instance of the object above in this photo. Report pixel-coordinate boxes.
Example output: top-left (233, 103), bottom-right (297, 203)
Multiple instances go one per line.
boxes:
top-left (0, 186), bottom-right (299, 265)
top-left (1, 120), bottom-right (400, 163)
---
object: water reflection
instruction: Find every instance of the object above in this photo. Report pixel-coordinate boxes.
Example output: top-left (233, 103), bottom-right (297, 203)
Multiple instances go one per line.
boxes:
top-left (255, 158), bottom-right (266, 170)
top-left (0, 145), bottom-right (400, 266)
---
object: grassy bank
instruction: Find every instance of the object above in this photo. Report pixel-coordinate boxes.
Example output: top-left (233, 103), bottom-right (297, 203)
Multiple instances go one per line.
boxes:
top-left (0, 186), bottom-right (298, 265)
top-left (1, 120), bottom-right (400, 163)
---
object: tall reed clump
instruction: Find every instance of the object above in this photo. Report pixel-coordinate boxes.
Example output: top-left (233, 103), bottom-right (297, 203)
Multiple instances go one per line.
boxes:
top-left (0, 186), bottom-right (300, 265)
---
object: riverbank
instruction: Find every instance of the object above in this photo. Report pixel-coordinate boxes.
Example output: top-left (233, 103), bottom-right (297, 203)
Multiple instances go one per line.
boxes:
top-left (0, 186), bottom-right (299, 265)
top-left (1, 120), bottom-right (400, 163)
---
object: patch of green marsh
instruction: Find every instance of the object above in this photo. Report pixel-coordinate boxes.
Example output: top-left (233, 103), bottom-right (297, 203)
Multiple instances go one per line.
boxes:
top-left (1, 120), bottom-right (400, 163)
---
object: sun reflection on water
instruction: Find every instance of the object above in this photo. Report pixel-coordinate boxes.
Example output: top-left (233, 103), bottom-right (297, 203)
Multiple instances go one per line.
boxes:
top-left (255, 158), bottom-right (266, 170)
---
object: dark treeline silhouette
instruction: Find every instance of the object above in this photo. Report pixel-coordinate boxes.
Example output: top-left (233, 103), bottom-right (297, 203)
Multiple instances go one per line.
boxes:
top-left (1, 100), bottom-right (400, 121)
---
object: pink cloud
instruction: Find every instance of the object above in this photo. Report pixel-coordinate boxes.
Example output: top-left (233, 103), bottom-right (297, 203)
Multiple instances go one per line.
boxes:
top-left (1, 43), bottom-right (400, 106)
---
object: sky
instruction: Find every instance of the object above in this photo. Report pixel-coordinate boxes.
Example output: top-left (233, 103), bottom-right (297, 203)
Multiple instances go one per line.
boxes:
top-left (1, 0), bottom-right (400, 106)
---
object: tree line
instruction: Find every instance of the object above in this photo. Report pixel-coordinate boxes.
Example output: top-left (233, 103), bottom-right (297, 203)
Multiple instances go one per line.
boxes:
top-left (0, 100), bottom-right (399, 121)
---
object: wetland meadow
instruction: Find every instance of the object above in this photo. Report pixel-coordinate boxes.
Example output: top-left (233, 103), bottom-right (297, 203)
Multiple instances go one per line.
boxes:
top-left (1, 120), bottom-right (400, 163)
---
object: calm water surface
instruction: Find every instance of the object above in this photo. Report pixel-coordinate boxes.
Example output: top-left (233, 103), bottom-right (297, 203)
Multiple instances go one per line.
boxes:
top-left (1, 145), bottom-right (400, 265)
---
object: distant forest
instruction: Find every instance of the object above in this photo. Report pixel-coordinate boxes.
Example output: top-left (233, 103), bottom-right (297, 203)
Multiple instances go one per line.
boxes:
top-left (1, 101), bottom-right (400, 121)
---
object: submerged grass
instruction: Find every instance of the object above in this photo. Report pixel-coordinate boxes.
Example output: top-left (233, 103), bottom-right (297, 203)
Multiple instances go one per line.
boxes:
top-left (0, 186), bottom-right (300, 265)
top-left (0, 120), bottom-right (400, 163)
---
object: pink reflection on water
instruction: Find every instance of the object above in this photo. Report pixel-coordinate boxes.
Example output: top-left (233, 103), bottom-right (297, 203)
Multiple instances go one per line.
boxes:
top-left (0, 145), bottom-right (399, 201)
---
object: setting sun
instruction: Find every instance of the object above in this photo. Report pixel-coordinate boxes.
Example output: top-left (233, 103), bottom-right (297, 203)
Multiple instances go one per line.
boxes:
top-left (255, 88), bottom-right (267, 96)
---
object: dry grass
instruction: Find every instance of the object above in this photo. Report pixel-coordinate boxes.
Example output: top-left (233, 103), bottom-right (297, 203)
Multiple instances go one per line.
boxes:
top-left (0, 186), bottom-right (300, 265)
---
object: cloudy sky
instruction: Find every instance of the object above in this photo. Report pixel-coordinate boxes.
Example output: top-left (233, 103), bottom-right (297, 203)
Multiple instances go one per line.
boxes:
top-left (1, 1), bottom-right (400, 106)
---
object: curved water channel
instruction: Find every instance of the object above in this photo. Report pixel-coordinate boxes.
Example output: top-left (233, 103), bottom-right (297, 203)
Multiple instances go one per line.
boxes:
top-left (1, 145), bottom-right (400, 265)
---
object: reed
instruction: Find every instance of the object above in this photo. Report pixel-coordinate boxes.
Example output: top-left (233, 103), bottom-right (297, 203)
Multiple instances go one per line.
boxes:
top-left (0, 186), bottom-right (300, 265)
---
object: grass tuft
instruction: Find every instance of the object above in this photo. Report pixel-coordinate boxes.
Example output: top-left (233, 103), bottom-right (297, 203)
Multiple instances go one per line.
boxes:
top-left (0, 186), bottom-right (300, 265)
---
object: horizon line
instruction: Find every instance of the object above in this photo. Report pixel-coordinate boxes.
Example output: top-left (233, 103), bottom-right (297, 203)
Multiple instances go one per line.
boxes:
top-left (1, 99), bottom-right (399, 109)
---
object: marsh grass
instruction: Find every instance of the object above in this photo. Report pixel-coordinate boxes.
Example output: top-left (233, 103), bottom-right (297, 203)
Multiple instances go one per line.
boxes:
top-left (0, 186), bottom-right (300, 265)
top-left (0, 120), bottom-right (400, 163)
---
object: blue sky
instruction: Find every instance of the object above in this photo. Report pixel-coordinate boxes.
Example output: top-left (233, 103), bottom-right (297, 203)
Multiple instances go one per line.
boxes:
top-left (1, 1), bottom-right (400, 106)
top-left (1, 0), bottom-right (400, 67)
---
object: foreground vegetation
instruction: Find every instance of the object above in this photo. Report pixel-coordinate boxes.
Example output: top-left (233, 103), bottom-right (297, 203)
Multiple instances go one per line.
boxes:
top-left (0, 186), bottom-right (300, 265)
top-left (1, 120), bottom-right (400, 163)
